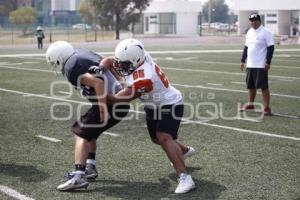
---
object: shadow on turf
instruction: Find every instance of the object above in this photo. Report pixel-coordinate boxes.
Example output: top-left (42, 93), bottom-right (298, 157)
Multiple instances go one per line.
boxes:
top-left (0, 163), bottom-right (49, 182)
top-left (70, 167), bottom-right (226, 199)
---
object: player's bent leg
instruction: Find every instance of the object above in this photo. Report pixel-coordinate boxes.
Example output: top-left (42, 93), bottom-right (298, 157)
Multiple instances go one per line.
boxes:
top-left (156, 132), bottom-right (186, 175)
top-left (156, 132), bottom-right (195, 193)
top-left (57, 135), bottom-right (90, 191)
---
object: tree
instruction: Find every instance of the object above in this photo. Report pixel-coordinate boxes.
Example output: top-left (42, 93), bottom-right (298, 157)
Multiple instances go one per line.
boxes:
top-left (88, 0), bottom-right (150, 40)
top-left (9, 6), bottom-right (37, 35)
top-left (202, 0), bottom-right (230, 23)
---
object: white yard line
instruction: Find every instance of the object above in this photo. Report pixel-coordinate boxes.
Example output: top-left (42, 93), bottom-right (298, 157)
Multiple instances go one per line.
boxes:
top-left (103, 131), bottom-right (120, 137)
top-left (36, 135), bottom-right (61, 142)
top-left (0, 185), bottom-right (35, 200)
top-left (0, 65), bottom-right (54, 73)
top-left (0, 48), bottom-right (300, 58)
top-left (186, 59), bottom-right (300, 70)
top-left (0, 88), bottom-right (300, 142)
top-left (58, 91), bottom-right (72, 95)
top-left (234, 117), bottom-right (261, 123)
top-left (172, 83), bottom-right (300, 99)
top-left (163, 67), bottom-right (300, 80)
top-left (1, 61), bottom-right (299, 80)
top-left (231, 81), bottom-right (245, 85)
top-left (23, 61), bottom-right (40, 64)
top-left (206, 83), bottom-right (223, 86)
top-left (183, 119), bottom-right (300, 141)
top-left (277, 79), bottom-right (294, 82)
top-left (0, 65), bottom-right (299, 99)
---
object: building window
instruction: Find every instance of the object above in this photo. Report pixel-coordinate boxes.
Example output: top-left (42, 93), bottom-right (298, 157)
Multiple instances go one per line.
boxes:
top-left (267, 14), bottom-right (277, 17)
top-left (267, 20), bottom-right (277, 24)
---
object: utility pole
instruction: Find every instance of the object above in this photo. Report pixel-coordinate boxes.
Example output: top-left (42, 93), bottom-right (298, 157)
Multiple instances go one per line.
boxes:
top-left (208, 0), bottom-right (212, 31)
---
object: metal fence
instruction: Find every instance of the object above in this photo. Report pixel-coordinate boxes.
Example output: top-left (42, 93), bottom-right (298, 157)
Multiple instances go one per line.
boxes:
top-left (0, 26), bottom-right (118, 45)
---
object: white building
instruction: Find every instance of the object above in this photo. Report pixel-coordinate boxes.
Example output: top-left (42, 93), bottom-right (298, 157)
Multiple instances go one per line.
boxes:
top-left (232, 0), bottom-right (300, 35)
top-left (140, 0), bottom-right (202, 36)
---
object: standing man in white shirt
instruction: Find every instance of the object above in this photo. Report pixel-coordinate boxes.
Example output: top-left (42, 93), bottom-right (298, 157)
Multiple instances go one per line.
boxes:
top-left (240, 13), bottom-right (275, 116)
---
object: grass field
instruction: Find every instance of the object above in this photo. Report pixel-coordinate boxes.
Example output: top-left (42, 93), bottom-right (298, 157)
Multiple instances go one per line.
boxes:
top-left (0, 40), bottom-right (299, 200)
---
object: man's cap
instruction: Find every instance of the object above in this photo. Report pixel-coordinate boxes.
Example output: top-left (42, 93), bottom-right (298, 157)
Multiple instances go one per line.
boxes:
top-left (249, 13), bottom-right (261, 21)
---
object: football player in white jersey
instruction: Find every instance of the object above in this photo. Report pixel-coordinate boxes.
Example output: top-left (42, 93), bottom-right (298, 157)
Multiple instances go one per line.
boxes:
top-left (101, 39), bottom-right (196, 194)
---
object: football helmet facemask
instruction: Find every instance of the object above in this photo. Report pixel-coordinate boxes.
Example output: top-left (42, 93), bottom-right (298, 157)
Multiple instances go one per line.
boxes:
top-left (45, 41), bottom-right (75, 74)
top-left (113, 39), bottom-right (145, 76)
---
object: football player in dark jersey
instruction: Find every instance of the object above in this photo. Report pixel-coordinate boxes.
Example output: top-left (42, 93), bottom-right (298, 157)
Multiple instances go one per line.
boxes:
top-left (46, 41), bottom-right (129, 191)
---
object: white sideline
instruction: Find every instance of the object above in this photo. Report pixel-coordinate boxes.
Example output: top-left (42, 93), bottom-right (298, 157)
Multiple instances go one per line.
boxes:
top-left (103, 131), bottom-right (120, 137)
top-left (0, 87), bottom-right (299, 141)
top-left (36, 135), bottom-right (61, 142)
top-left (0, 65), bottom-right (299, 99)
top-left (0, 185), bottom-right (35, 200)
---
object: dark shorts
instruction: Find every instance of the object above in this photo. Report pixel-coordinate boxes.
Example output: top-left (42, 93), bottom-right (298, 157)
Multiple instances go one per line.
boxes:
top-left (246, 68), bottom-right (269, 90)
top-left (144, 104), bottom-right (184, 140)
top-left (71, 103), bottom-right (129, 141)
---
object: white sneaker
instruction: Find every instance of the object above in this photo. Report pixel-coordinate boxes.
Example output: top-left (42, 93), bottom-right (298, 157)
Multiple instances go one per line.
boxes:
top-left (171, 146), bottom-right (196, 166)
top-left (175, 173), bottom-right (195, 194)
top-left (183, 146), bottom-right (196, 160)
top-left (85, 163), bottom-right (98, 180)
top-left (57, 172), bottom-right (89, 191)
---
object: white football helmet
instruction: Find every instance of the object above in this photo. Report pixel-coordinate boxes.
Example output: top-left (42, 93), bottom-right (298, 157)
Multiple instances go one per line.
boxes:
top-left (46, 41), bottom-right (75, 74)
top-left (113, 38), bottom-right (145, 76)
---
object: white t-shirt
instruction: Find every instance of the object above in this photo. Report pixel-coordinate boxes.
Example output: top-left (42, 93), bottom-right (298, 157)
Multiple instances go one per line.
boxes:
top-left (125, 52), bottom-right (182, 107)
top-left (245, 25), bottom-right (274, 68)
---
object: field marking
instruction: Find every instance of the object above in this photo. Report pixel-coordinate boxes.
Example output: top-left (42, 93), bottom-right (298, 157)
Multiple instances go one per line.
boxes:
top-left (36, 135), bottom-right (61, 142)
top-left (183, 59), bottom-right (300, 70)
top-left (0, 65), bottom-right (54, 73)
top-left (0, 87), bottom-right (299, 141)
top-left (277, 79), bottom-right (294, 82)
top-left (206, 83), bottom-right (223, 86)
top-left (0, 65), bottom-right (299, 100)
top-left (0, 87), bottom-right (90, 105)
top-left (182, 119), bottom-right (300, 141)
top-left (0, 48), bottom-right (300, 58)
top-left (0, 185), bottom-right (35, 200)
top-left (231, 81), bottom-right (244, 85)
top-left (0, 62), bottom-right (299, 80)
top-left (23, 61), bottom-right (40, 64)
top-left (163, 67), bottom-right (300, 80)
top-left (172, 83), bottom-right (300, 99)
top-left (234, 117), bottom-right (261, 123)
top-left (58, 91), bottom-right (72, 95)
top-left (103, 131), bottom-right (120, 137)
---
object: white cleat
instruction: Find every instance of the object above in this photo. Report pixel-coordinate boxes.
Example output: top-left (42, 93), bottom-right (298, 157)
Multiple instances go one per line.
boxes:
top-left (171, 146), bottom-right (196, 166)
top-left (175, 173), bottom-right (195, 194)
top-left (57, 172), bottom-right (89, 191)
top-left (183, 146), bottom-right (196, 160)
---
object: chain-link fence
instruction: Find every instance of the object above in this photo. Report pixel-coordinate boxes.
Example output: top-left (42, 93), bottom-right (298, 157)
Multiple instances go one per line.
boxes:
top-left (0, 25), bottom-right (122, 45)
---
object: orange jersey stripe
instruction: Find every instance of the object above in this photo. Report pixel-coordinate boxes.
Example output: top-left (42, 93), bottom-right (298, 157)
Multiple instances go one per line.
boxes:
top-left (132, 79), bottom-right (153, 93)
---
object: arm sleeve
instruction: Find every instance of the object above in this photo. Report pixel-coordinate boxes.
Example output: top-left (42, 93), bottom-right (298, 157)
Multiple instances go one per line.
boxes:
top-left (266, 45), bottom-right (274, 65)
top-left (241, 46), bottom-right (248, 63)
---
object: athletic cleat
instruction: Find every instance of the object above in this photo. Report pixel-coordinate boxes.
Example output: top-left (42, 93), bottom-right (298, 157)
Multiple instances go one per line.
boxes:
top-left (57, 172), bottom-right (89, 191)
top-left (240, 104), bottom-right (255, 112)
top-left (175, 173), bottom-right (195, 194)
top-left (183, 146), bottom-right (196, 160)
top-left (85, 163), bottom-right (98, 180)
top-left (171, 146), bottom-right (196, 166)
top-left (263, 107), bottom-right (272, 116)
